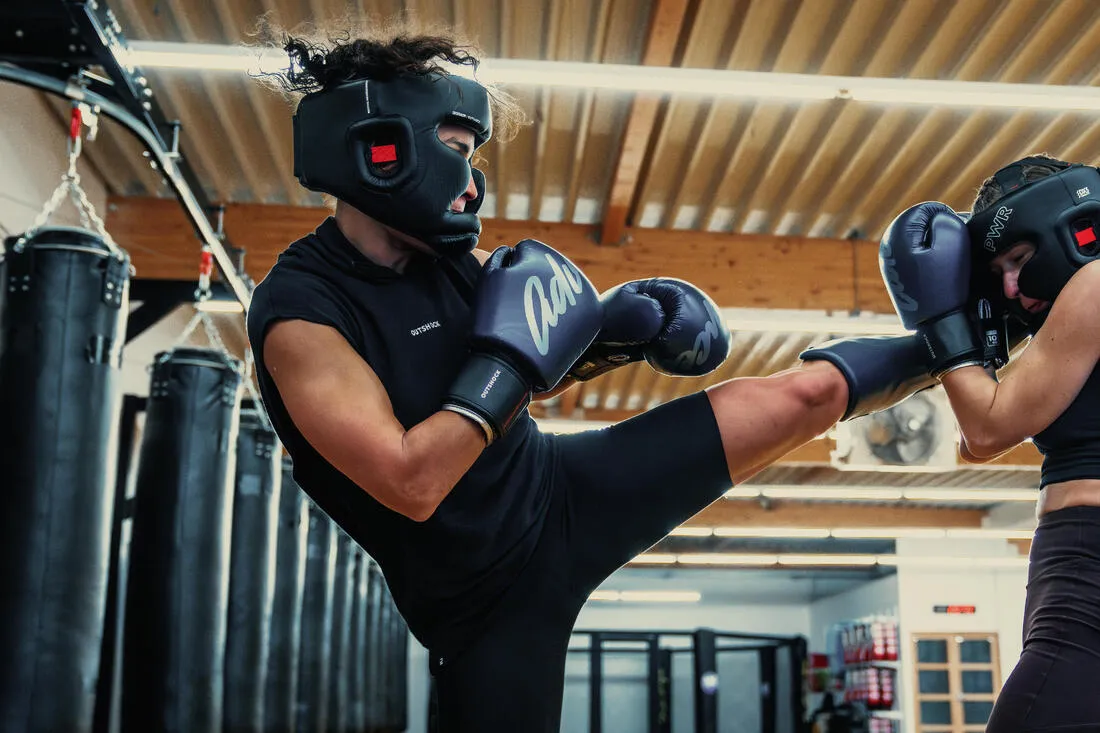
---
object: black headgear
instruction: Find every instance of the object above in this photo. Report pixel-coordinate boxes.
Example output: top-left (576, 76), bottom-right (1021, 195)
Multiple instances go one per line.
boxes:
top-left (292, 72), bottom-right (493, 257)
top-left (966, 157), bottom-right (1100, 331)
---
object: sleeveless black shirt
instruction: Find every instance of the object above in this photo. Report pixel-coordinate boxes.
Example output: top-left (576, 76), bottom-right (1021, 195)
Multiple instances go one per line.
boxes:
top-left (1032, 363), bottom-right (1100, 488)
top-left (246, 218), bottom-right (553, 658)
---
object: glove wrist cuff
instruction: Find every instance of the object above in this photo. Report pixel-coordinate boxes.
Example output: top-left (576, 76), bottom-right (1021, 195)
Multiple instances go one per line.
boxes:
top-left (921, 311), bottom-right (983, 378)
top-left (443, 353), bottom-right (532, 442)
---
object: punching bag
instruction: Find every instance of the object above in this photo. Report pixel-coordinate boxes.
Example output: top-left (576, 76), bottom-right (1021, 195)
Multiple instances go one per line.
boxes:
top-left (223, 408), bottom-right (281, 733)
top-left (391, 599), bottom-right (409, 732)
top-left (297, 504), bottom-right (337, 733)
top-left (380, 593), bottom-right (409, 731)
top-left (364, 562), bottom-right (386, 733)
top-left (348, 551), bottom-right (370, 733)
top-left (0, 227), bottom-right (130, 733)
top-left (327, 534), bottom-right (356, 733)
top-left (376, 592), bottom-right (395, 731)
top-left (263, 458), bottom-right (308, 732)
top-left (120, 346), bottom-right (243, 733)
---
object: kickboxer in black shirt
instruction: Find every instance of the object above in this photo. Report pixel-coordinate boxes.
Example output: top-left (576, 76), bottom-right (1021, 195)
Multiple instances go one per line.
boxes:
top-left (248, 30), bottom-right (937, 732)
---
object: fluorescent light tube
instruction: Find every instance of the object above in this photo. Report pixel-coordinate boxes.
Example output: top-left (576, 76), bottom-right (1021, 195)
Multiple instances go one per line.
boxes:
top-left (671, 526), bottom-right (1035, 540)
top-left (124, 41), bottom-right (1100, 112)
top-left (669, 527), bottom-right (715, 537)
top-left (588, 590), bottom-right (703, 603)
top-left (712, 527), bottom-right (831, 539)
top-left (630, 552), bottom-right (1030, 568)
top-left (725, 485), bottom-right (1037, 503)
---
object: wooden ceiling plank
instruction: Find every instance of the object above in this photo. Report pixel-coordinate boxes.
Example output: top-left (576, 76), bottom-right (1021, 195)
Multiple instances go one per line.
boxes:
top-left (115, 0), bottom-right (230, 202)
top-left (846, 0), bottom-right (1055, 236)
top-left (562, 0), bottom-right (613, 224)
top-left (107, 195), bottom-right (901, 310)
top-left (744, 0), bottom-right (889, 235)
top-left (728, 332), bottom-right (782, 378)
top-left (657, 0), bottom-right (755, 231)
top-left (88, 127), bottom-right (156, 198)
top-left (755, 333), bottom-right (816, 377)
top-left (600, 363), bottom-right (641, 410)
top-left (785, 0), bottom-right (957, 236)
top-left (644, 334), bottom-right (746, 409)
top-left (665, 102), bottom-right (735, 233)
top-left (598, 0), bottom-right (692, 245)
top-left (163, 0), bottom-right (272, 203)
top-left (694, 0), bottom-right (805, 233)
top-left (558, 380), bottom-right (584, 418)
top-left (487, 0), bottom-right (511, 218)
top-left (684, 500), bottom-right (989, 529)
top-left (1055, 120), bottom-right (1100, 163)
top-left (936, 9), bottom-right (1100, 208)
top-left (860, 0), bottom-right (1092, 236)
top-left (665, 374), bottom-right (711, 403)
top-left (216, 0), bottom-right (304, 204)
top-left (610, 359), bottom-right (647, 411)
top-left (715, 0), bottom-right (851, 233)
top-left (797, 0), bottom-right (1005, 238)
top-left (640, 0), bottom-right (743, 231)
top-left (527, 0), bottom-right (564, 220)
top-left (626, 364), bottom-right (666, 412)
top-left (451, 0), bottom-right (462, 33)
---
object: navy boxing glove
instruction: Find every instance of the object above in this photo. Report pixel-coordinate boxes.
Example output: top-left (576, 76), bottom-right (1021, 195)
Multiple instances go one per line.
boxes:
top-left (567, 278), bottom-right (732, 381)
top-left (879, 202), bottom-right (984, 377)
top-left (443, 239), bottom-right (602, 442)
top-left (801, 335), bottom-right (936, 421)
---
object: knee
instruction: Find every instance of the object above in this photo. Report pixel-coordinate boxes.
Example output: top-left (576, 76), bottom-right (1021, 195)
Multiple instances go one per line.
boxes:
top-left (788, 361), bottom-right (849, 414)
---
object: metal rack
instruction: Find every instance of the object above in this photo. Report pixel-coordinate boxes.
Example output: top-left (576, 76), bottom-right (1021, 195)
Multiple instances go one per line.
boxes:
top-left (0, 0), bottom-right (253, 309)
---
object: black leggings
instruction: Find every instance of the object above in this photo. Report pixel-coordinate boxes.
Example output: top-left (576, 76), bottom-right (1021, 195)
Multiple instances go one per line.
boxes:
top-left (429, 391), bottom-right (731, 732)
top-left (986, 505), bottom-right (1100, 732)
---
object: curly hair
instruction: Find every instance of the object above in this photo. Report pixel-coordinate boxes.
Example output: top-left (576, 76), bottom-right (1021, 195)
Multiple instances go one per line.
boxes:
top-left (970, 153), bottom-right (1070, 214)
top-left (253, 17), bottom-right (526, 143)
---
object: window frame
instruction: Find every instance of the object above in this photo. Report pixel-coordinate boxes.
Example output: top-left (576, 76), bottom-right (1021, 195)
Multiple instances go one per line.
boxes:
top-left (911, 632), bottom-right (1002, 733)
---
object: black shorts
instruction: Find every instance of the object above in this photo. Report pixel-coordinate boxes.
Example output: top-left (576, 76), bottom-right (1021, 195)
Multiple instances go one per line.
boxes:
top-left (986, 505), bottom-right (1100, 733)
top-left (428, 391), bottom-right (730, 732)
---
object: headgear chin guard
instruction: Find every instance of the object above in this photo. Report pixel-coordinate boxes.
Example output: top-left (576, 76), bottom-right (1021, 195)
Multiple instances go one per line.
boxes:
top-left (292, 72), bottom-right (493, 257)
top-left (966, 157), bottom-right (1100, 332)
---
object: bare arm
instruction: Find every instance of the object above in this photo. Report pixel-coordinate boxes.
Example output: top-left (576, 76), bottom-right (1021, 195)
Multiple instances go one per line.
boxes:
top-left (940, 263), bottom-right (1100, 457)
top-left (263, 319), bottom-right (486, 522)
top-left (957, 434), bottom-right (1012, 464)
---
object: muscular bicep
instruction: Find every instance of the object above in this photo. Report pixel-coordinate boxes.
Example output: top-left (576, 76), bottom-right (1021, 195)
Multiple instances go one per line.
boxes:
top-left (263, 319), bottom-right (410, 507)
top-left (262, 319), bottom-right (486, 521)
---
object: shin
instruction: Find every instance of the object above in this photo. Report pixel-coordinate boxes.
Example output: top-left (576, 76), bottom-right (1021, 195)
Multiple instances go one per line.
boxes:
top-left (704, 361), bottom-right (848, 485)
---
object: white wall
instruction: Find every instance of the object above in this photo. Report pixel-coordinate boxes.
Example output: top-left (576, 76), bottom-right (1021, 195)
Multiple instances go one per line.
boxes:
top-left (573, 601), bottom-right (811, 637)
top-left (894, 538), bottom-right (1028, 733)
top-left (809, 575), bottom-right (899, 652)
top-left (0, 83), bottom-right (108, 236)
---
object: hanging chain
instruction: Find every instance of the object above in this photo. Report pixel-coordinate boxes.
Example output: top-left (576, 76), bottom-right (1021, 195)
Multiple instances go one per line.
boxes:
top-left (16, 102), bottom-right (125, 261)
top-left (171, 236), bottom-right (275, 433)
top-left (172, 310), bottom-right (203, 347)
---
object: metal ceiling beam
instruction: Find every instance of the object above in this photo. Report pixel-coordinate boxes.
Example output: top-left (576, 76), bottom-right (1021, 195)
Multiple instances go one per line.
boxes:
top-left (0, 0), bottom-right (252, 309)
